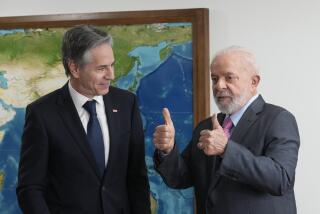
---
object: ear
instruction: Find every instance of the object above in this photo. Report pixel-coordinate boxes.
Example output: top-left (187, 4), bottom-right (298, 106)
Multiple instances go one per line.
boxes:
top-left (251, 75), bottom-right (260, 87)
top-left (68, 60), bottom-right (80, 78)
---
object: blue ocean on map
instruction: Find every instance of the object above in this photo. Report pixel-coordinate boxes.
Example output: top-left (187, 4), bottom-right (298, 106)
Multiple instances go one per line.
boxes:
top-left (0, 30), bottom-right (24, 36)
top-left (0, 106), bottom-right (24, 214)
top-left (135, 41), bottom-right (194, 213)
top-left (165, 23), bottom-right (192, 27)
top-left (0, 37), bottom-right (194, 213)
top-left (116, 41), bottom-right (168, 90)
top-left (0, 72), bottom-right (8, 89)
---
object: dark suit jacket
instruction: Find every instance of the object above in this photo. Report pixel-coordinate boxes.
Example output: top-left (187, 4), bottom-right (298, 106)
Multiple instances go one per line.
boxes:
top-left (17, 83), bottom-right (151, 214)
top-left (155, 95), bottom-right (300, 214)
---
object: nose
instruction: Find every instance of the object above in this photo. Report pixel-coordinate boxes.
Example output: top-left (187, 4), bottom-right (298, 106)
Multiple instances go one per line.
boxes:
top-left (214, 78), bottom-right (227, 91)
top-left (104, 65), bottom-right (115, 80)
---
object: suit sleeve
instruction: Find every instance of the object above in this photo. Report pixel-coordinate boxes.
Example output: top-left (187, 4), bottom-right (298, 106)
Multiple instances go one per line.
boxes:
top-left (127, 96), bottom-right (151, 214)
top-left (153, 120), bottom-right (203, 189)
top-left (219, 110), bottom-right (300, 196)
top-left (16, 104), bottom-right (51, 214)
top-left (154, 142), bottom-right (194, 189)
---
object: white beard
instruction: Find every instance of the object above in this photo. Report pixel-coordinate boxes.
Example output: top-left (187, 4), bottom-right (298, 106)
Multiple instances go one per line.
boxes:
top-left (214, 89), bottom-right (252, 114)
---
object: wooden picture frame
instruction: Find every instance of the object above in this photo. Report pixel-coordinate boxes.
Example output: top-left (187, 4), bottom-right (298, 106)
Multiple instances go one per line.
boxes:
top-left (0, 8), bottom-right (209, 214)
top-left (0, 8), bottom-right (210, 123)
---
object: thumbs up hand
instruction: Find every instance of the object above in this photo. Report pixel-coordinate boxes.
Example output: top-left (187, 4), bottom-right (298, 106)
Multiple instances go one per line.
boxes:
top-left (197, 114), bottom-right (228, 156)
top-left (153, 108), bottom-right (175, 154)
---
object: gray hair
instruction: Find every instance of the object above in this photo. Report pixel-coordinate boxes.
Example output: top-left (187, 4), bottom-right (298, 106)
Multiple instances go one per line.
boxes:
top-left (211, 46), bottom-right (259, 75)
top-left (61, 25), bottom-right (113, 76)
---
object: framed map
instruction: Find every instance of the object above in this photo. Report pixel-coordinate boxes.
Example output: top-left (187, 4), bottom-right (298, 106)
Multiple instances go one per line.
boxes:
top-left (0, 8), bottom-right (210, 214)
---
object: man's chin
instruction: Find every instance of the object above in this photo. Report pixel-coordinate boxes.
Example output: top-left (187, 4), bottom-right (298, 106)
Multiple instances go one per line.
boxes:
top-left (217, 105), bottom-right (230, 114)
top-left (217, 102), bottom-right (242, 115)
top-left (216, 100), bottom-right (234, 113)
top-left (217, 100), bottom-right (231, 109)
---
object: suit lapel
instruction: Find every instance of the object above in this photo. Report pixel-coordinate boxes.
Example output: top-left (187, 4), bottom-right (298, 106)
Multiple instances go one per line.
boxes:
top-left (208, 96), bottom-right (265, 191)
top-left (56, 84), bottom-right (101, 179)
top-left (102, 91), bottom-right (117, 176)
top-left (230, 95), bottom-right (265, 144)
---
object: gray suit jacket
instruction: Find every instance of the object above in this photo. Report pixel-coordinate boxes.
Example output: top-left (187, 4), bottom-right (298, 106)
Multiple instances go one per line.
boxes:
top-left (154, 95), bottom-right (300, 214)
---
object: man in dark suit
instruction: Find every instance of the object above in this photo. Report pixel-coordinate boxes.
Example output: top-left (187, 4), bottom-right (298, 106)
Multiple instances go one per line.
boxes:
top-left (153, 46), bottom-right (300, 214)
top-left (17, 25), bottom-right (151, 214)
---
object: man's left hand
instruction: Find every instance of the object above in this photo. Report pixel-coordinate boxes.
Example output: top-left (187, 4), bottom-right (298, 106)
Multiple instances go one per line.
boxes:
top-left (197, 114), bottom-right (228, 156)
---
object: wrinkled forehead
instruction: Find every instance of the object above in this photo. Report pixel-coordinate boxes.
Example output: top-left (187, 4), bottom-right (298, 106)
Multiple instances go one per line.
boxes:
top-left (83, 43), bottom-right (114, 63)
top-left (211, 52), bottom-right (255, 75)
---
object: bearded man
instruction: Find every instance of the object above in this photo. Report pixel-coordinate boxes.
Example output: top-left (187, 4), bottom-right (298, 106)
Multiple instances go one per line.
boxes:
top-left (152, 46), bottom-right (300, 214)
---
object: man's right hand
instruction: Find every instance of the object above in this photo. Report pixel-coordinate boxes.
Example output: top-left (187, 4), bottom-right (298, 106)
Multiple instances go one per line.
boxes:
top-left (153, 108), bottom-right (175, 154)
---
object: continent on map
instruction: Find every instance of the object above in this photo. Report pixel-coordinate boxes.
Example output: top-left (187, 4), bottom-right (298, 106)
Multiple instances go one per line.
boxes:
top-left (0, 23), bottom-right (193, 214)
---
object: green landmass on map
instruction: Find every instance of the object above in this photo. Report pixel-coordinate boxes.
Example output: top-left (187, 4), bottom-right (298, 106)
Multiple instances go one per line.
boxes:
top-left (0, 171), bottom-right (5, 191)
top-left (0, 29), bottom-right (62, 67)
top-left (0, 24), bottom-right (191, 80)
top-left (0, 24), bottom-right (191, 107)
top-left (103, 25), bottom-right (191, 80)
top-left (0, 24), bottom-right (191, 214)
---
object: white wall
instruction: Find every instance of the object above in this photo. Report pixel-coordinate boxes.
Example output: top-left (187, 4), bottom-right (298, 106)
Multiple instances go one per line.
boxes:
top-left (1, 0), bottom-right (319, 213)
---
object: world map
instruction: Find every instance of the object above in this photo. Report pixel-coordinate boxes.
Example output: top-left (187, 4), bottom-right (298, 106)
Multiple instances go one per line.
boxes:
top-left (0, 23), bottom-right (194, 213)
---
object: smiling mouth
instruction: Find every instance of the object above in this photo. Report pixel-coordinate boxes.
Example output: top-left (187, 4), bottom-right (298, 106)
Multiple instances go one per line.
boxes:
top-left (98, 83), bottom-right (110, 88)
top-left (99, 83), bottom-right (110, 87)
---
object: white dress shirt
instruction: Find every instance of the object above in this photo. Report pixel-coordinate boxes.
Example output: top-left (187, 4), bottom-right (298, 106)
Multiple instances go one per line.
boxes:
top-left (68, 82), bottom-right (110, 166)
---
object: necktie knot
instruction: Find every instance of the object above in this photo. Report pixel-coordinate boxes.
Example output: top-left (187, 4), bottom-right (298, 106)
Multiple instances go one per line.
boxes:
top-left (83, 100), bottom-right (97, 116)
top-left (222, 117), bottom-right (233, 138)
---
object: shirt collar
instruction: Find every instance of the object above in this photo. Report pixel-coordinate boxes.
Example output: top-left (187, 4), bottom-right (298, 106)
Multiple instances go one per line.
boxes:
top-left (68, 81), bottom-right (104, 112)
top-left (229, 94), bottom-right (259, 127)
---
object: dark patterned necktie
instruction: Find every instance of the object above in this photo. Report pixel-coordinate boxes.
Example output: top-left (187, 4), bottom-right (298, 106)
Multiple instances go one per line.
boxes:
top-left (222, 117), bottom-right (233, 139)
top-left (83, 100), bottom-right (105, 176)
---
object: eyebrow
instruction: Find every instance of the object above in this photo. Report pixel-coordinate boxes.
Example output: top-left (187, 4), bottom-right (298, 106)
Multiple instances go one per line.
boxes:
top-left (96, 61), bottom-right (116, 69)
top-left (212, 71), bottom-right (236, 76)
